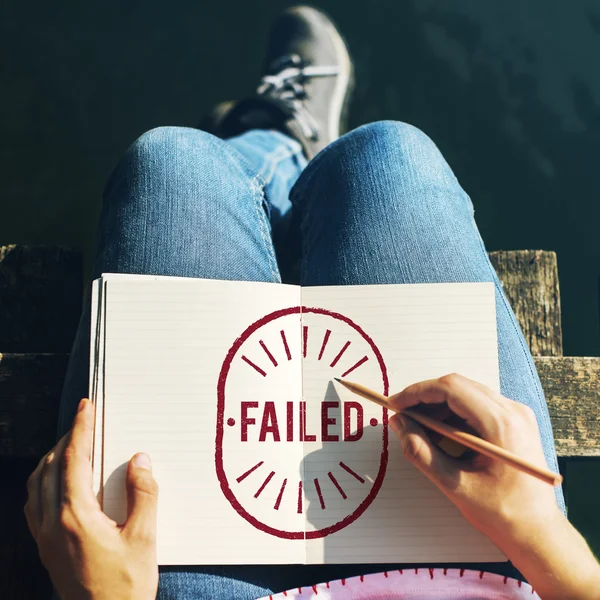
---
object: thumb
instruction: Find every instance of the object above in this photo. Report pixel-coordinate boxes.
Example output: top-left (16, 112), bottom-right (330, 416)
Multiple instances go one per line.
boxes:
top-left (390, 414), bottom-right (457, 489)
top-left (123, 453), bottom-right (158, 544)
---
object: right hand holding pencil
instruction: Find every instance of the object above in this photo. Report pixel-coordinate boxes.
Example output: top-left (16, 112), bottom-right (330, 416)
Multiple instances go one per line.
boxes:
top-left (388, 373), bottom-right (600, 600)
top-left (387, 372), bottom-right (560, 544)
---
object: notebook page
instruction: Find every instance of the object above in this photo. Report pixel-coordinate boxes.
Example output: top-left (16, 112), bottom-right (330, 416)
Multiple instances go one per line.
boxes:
top-left (93, 274), bottom-right (150, 500)
top-left (93, 274), bottom-right (151, 499)
top-left (92, 273), bottom-right (250, 500)
top-left (301, 283), bottom-right (505, 564)
top-left (101, 276), bottom-right (305, 564)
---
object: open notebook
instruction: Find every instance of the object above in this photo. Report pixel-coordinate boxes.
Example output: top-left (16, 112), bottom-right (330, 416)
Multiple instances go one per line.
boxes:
top-left (90, 273), bottom-right (505, 565)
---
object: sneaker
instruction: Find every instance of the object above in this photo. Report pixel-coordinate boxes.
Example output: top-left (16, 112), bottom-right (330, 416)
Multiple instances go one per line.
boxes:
top-left (201, 5), bottom-right (354, 160)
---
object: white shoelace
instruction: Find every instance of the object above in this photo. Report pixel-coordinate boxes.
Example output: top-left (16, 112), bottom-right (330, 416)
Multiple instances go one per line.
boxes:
top-left (256, 55), bottom-right (339, 140)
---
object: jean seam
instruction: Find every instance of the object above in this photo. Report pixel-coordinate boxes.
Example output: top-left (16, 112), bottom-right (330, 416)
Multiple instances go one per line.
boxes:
top-left (119, 129), bottom-right (282, 282)
top-left (250, 146), bottom-right (302, 283)
top-left (225, 130), bottom-right (303, 191)
top-left (247, 141), bottom-right (304, 283)
top-left (186, 130), bottom-right (281, 283)
top-left (248, 172), bottom-right (281, 283)
top-left (135, 128), bottom-right (284, 283)
top-left (256, 146), bottom-right (302, 186)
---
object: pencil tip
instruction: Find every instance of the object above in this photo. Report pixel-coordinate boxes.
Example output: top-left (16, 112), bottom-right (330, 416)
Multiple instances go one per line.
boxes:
top-left (334, 377), bottom-right (341, 383)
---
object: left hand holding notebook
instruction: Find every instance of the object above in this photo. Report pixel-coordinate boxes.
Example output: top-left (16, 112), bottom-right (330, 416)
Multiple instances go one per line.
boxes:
top-left (24, 399), bottom-right (159, 600)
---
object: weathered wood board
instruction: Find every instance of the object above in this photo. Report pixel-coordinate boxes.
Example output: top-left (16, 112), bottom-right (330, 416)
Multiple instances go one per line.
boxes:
top-left (489, 250), bottom-right (563, 357)
top-left (535, 357), bottom-right (600, 457)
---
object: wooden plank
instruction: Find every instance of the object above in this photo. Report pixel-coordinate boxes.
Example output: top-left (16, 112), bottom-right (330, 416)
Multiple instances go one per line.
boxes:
top-left (534, 356), bottom-right (600, 457)
top-left (1, 352), bottom-right (598, 458)
top-left (0, 246), bottom-right (558, 355)
top-left (489, 250), bottom-right (563, 357)
top-left (0, 353), bottom-right (68, 457)
top-left (0, 245), bottom-right (82, 352)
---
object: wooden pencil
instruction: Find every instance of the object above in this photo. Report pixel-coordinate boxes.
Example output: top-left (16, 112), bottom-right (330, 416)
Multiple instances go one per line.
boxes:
top-left (334, 377), bottom-right (563, 487)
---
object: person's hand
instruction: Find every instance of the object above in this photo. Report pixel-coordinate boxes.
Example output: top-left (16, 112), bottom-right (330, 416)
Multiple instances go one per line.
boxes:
top-left (388, 373), bottom-right (600, 600)
top-left (24, 398), bottom-right (159, 600)
top-left (387, 373), bottom-right (562, 549)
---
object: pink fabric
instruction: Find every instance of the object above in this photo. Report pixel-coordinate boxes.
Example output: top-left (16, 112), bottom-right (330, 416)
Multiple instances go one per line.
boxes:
top-left (259, 569), bottom-right (540, 599)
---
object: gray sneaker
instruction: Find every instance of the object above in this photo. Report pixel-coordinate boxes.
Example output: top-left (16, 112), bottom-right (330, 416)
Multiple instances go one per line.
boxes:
top-left (201, 6), bottom-right (354, 160)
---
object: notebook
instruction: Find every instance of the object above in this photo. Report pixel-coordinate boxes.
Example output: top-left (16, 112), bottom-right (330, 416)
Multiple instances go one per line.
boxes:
top-left (89, 273), bottom-right (505, 565)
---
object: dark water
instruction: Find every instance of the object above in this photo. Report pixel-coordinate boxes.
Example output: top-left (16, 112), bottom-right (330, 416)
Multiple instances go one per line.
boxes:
top-left (2, 0), bottom-right (599, 552)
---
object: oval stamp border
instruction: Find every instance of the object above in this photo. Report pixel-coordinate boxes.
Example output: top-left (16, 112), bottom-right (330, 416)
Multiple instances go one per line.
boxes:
top-left (215, 306), bottom-right (389, 540)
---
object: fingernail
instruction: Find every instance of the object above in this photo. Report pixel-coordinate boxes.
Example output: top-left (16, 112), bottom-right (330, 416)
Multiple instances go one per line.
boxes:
top-left (77, 399), bottom-right (88, 413)
top-left (133, 453), bottom-right (151, 470)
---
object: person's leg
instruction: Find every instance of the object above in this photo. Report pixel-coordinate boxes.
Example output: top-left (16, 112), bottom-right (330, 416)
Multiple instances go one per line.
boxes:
top-left (57, 125), bottom-right (304, 599)
top-left (283, 120), bottom-right (565, 587)
top-left (58, 126), bottom-right (304, 434)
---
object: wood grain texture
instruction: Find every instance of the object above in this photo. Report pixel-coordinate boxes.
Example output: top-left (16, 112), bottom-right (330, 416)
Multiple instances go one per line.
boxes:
top-left (489, 250), bottom-right (563, 357)
top-left (0, 353), bottom-right (68, 457)
top-left (534, 356), bottom-right (600, 457)
top-left (0, 245), bottom-right (82, 352)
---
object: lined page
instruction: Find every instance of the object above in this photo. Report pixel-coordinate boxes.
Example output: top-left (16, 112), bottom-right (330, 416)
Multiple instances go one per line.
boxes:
top-left (93, 273), bottom-right (199, 498)
top-left (301, 283), bottom-right (504, 564)
top-left (93, 274), bottom-right (154, 499)
top-left (96, 277), bottom-right (505, 565)
top-left (100, 276), bottom-right (304, 565)
top-left (93, 274), bottom-right (152, 499)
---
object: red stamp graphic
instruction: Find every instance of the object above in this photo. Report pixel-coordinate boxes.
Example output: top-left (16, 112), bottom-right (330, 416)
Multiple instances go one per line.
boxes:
top-left (215, 307), bottom-right (389, 539)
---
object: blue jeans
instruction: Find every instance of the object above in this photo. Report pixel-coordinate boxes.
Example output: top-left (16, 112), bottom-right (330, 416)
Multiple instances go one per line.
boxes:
top-left (58, 121), bottom-right (565, 599)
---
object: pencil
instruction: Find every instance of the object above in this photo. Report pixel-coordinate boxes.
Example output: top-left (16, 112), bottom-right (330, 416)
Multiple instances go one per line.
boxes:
top-left (334, 378), bottom-right (563, 487)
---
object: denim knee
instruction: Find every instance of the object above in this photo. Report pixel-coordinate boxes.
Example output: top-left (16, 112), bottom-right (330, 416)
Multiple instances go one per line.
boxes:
top-left (128, 125), bottom-right (220, 161)
top-left (103, 126), bottom-right (254, 210)
top-left (332, 120), bottom-right (449, 179)
top-left (346, 120), bottom-right (441, 162)
top-left (295, 120), bottom-right (472, 218)
top-left (96, 124), bottom-right (280, 282)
